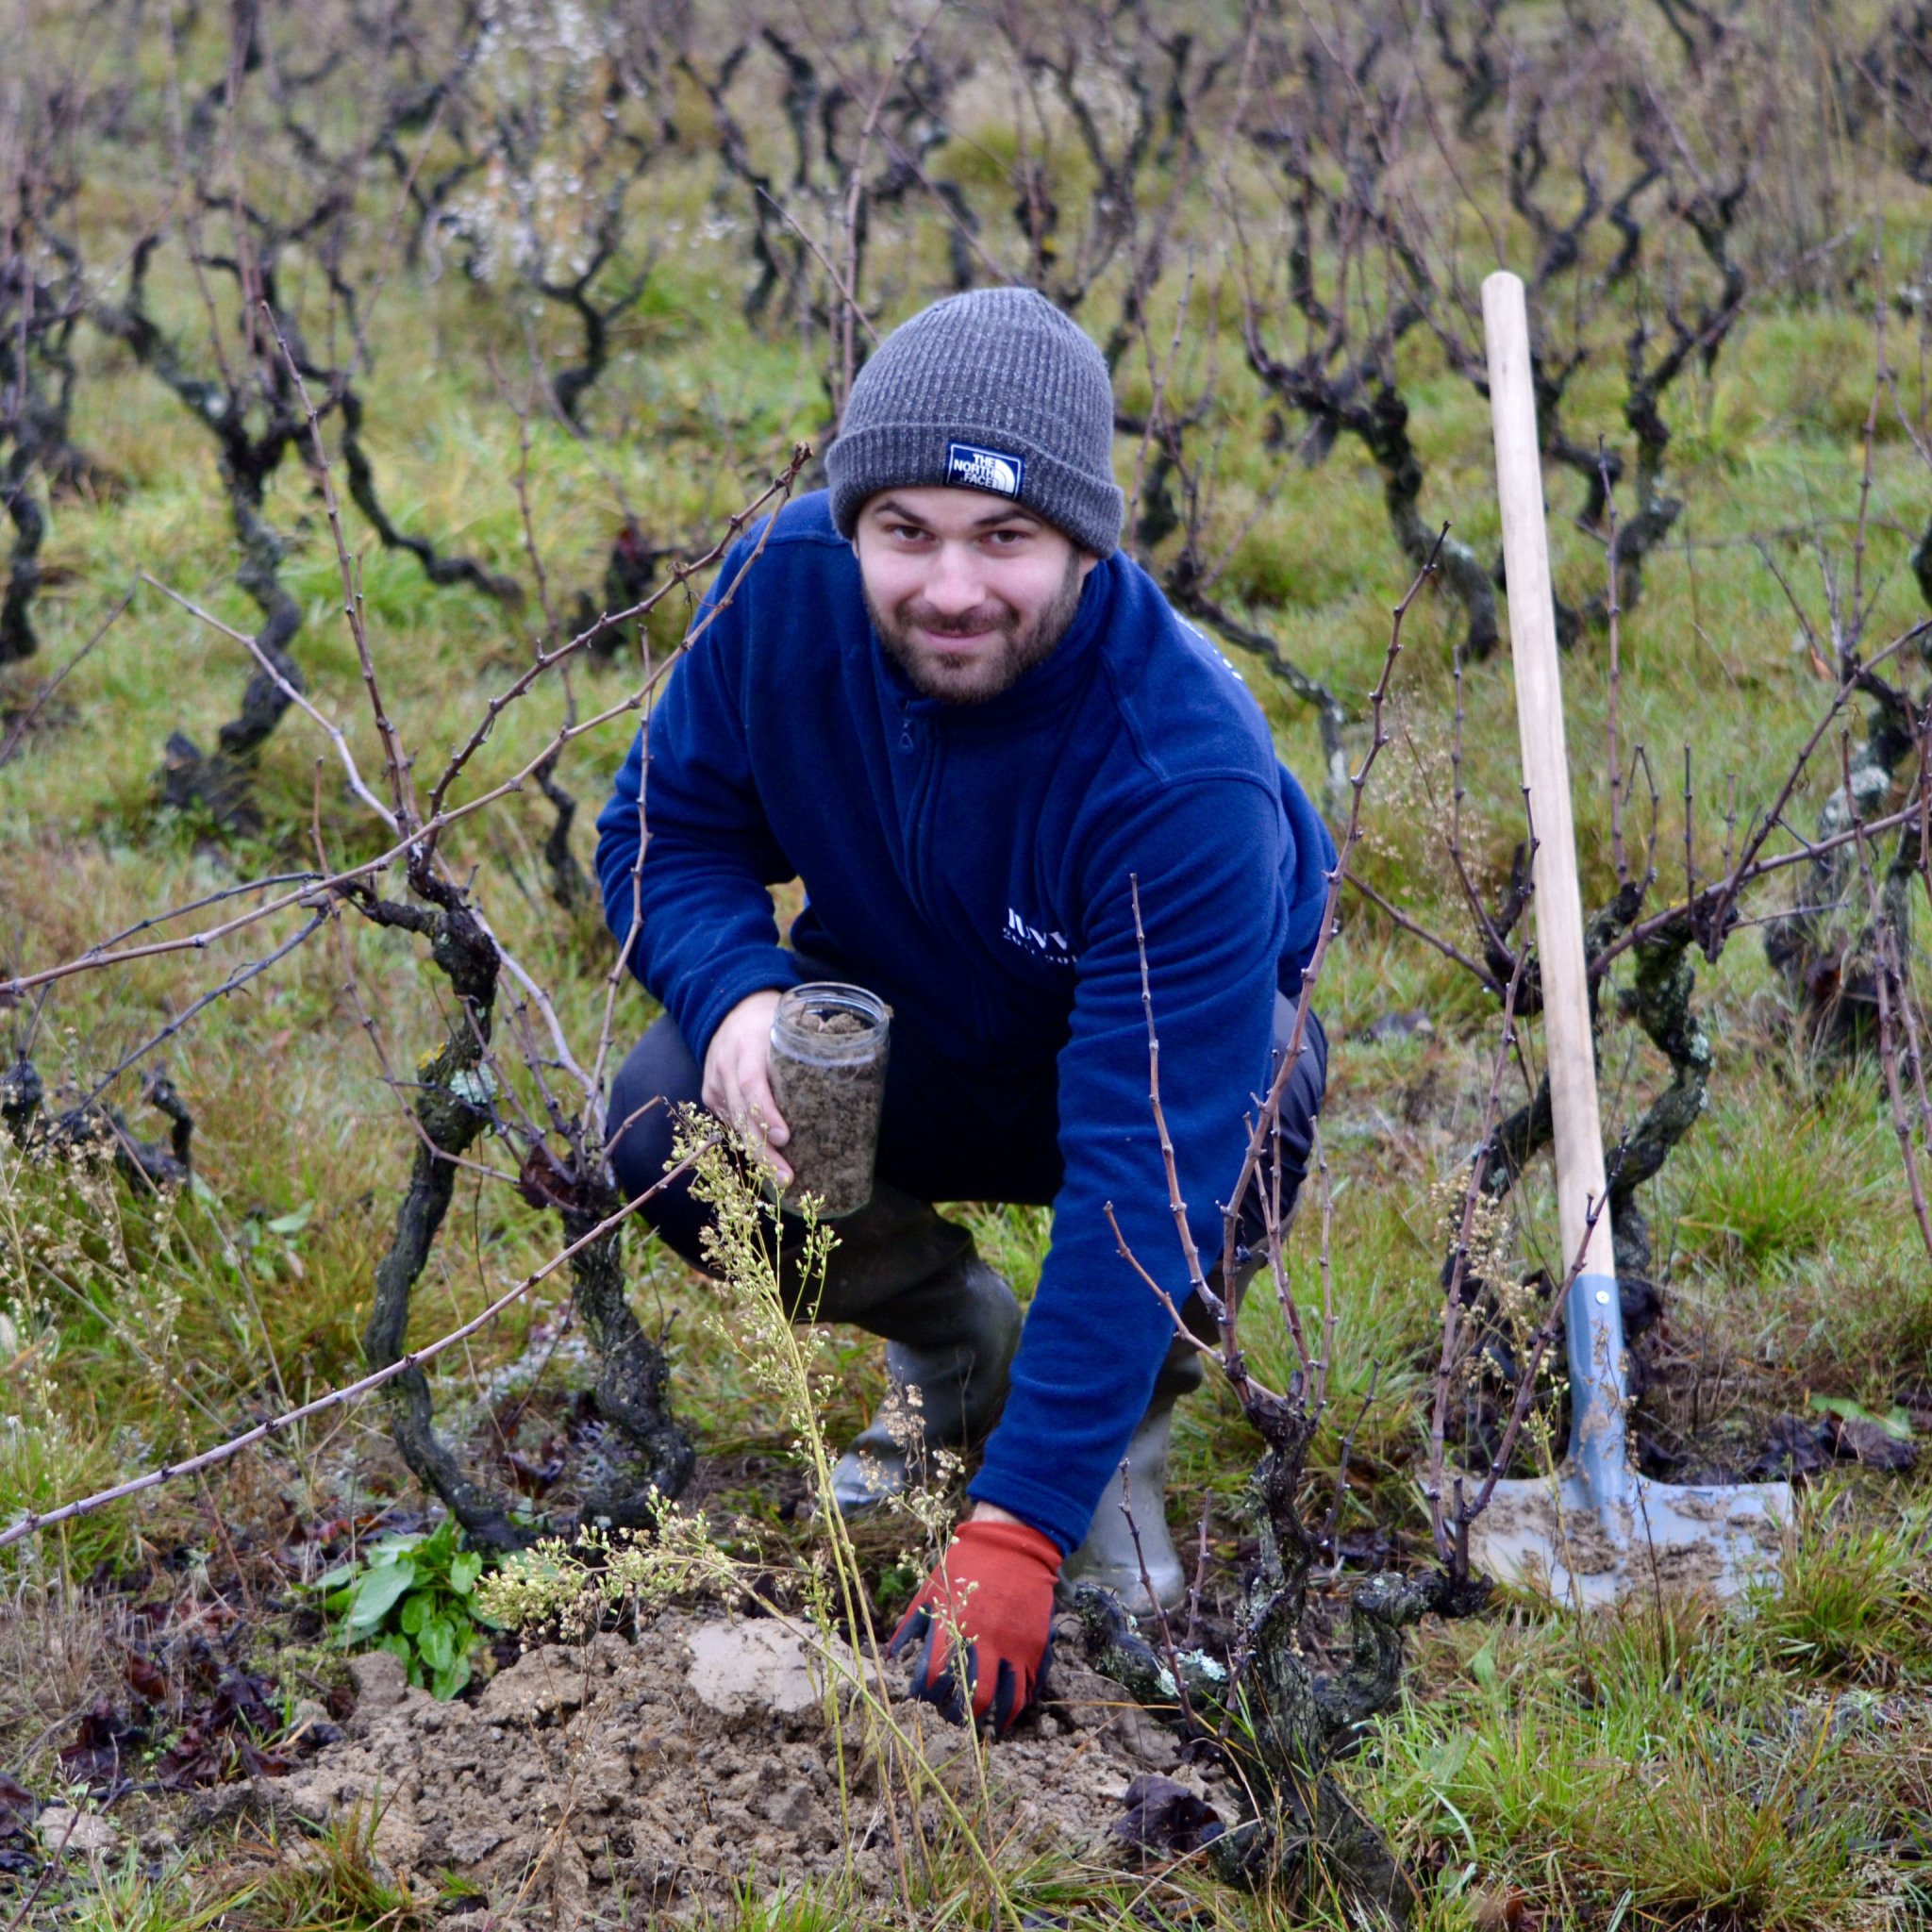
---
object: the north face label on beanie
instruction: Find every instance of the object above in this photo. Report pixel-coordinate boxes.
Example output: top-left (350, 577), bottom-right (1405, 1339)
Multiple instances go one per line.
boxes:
top-left (946, 442), bottom-right (1024, 497)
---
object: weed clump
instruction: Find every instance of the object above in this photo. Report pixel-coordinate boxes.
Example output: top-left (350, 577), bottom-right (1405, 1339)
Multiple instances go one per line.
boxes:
top-left (318, 1516), bottom-right (500, 1701)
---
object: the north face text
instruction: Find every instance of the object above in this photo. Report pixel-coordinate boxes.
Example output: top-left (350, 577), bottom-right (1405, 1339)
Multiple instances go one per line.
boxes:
top-left (946, 442), bottom-right (1024, 498)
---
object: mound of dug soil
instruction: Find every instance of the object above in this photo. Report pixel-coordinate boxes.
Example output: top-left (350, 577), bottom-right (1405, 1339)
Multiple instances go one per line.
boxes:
top-left (278, 1612), bottom-right (1226, 1920)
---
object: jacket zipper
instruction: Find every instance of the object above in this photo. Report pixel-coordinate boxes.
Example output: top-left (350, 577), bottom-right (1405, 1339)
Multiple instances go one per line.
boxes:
top-left (900, 706), bottom-right (940, 931)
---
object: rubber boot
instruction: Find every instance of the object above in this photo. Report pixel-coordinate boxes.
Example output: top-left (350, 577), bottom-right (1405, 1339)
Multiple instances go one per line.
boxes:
top-left (1061, 1324), bottom-right (1208, 1612)
top-left (827, 1251), bottom-right (1022, 1510)
top-left (777, 1183), bottom-right (1021, 1514)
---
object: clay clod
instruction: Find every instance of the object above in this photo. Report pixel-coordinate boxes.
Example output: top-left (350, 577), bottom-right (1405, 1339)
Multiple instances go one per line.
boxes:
top-left (275, 1614), bottom-right (1214, 1922)
top-left (685, 1619), bottom-right (844, 1718)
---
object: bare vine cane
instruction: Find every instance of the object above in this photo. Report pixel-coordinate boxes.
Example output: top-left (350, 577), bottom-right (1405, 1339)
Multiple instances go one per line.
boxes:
top-left (65, 910), bottom-right (330, 1120)
top-left (1344, 873), bottom-right (1506, 995)
top-left (244, 322), bottom-right (812, 1539)
top-left (1324, 1360), bottom-right (1379, 1584)
top-left (0, 656), bottom-right (745, 999)
top-left (1344, 645), bottom-right (1510, 997)
top-left (4, 444), bottom-right (808, 1534)
top-left (1374, 460), bottom-right (1932, 1321)
top-left (509, 1141), bottom-right (698, 1533)
top-left (0, 587), bottom-right (135, 768)
top-left (139, 573), bottom-right (403, 828)
top-left (269, 310), bottom-right (418, 835)
top-left (1112, 237), bottom-right (1354, 813)
top-left (1424, 866), bottom-right (1536, 1567)
top-left (494, 346), bottom-right (586, 911)
top-left (1088, 542), bottom-right (1496, 1921)
top-left (1181, 1500), bottom-right (1214, 1651)
top-left (1602, 443), bottom-right (1631, 890)
top-left (1889, 695), bottom-right (1932, 1184)
top-left (0, 1151), bottom-right (711, 1554)
top-left (74, 615), bottom-right (1932, 1019)
top-left (1605, 617), bottom-right (1932, 976)
top-left (1213, 531), bottom-right (1446, 1314)
top-left (419, 455), bottom-right (809, 858)
top-left (1338, 605), bottom-right (1932, 1024)
top-left (149, 569), bottom-right (581, 1196)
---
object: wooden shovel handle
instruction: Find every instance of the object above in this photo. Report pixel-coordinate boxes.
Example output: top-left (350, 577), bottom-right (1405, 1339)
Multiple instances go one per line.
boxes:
top-left (1486, 273), bottom-right (1629, 1506)
top-left (1482, 271), bottom-right (1616, 1289)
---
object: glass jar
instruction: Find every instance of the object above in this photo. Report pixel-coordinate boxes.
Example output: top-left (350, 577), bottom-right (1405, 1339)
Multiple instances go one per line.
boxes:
top-left (767, 983), bottom-right (891, 1218)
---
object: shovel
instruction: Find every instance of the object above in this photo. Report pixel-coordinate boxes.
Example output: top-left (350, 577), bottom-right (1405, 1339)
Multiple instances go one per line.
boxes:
top-left (1462, 273), bottom-right (1790, 1607)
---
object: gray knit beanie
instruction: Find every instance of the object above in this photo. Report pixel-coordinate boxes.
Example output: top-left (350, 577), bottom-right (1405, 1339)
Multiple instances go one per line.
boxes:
top-left (825, 287), bottom-right (1124, 558)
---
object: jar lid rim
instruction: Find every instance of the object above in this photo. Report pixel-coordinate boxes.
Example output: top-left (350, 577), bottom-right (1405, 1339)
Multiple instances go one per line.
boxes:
top-left (772, 982), bottom-right (891, 1060)
top-left (777, 980), bottom-right (891, 1021)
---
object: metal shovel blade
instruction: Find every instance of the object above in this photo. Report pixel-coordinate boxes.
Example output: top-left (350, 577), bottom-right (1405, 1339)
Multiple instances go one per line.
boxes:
top-left (1466, 1471), bottom-right (1791, 1609)
top-left (1464, 1270), bottom-right (1792, 1607)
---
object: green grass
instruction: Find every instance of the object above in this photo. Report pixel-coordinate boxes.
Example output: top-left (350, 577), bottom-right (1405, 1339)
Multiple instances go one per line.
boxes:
top-left (1673, 1085), bottom-right (1890, 1273)
top-left (1359, 1557), bottom-right (1932, 1929)
top-left (1750, 1492), bottom-right (1932, 1683)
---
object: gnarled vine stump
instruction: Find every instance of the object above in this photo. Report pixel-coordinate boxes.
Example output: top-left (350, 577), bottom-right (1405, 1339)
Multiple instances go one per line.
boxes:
top-left (1071, 1389), bottom-right (1489, 1924)
top-left (357, 885), bottom-right (691, 1550)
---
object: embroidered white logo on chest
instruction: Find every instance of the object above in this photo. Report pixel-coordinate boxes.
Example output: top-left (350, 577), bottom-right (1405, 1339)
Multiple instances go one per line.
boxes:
top-left (947, 442), bottom-right (1024, 498)
top-left (1004, 908), bottom-right (1076, 966)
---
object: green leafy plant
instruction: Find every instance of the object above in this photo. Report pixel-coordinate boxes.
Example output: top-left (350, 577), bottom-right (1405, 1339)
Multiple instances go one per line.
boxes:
top-left (318, 1516), bottom-right (496, 1699)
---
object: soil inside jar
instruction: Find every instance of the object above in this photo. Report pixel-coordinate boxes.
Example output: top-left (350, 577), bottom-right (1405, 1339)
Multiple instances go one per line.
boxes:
top-left (769, 1001), bottom-right (887, 1218)
top-left (797, 1011), bottom-right (864, 1038)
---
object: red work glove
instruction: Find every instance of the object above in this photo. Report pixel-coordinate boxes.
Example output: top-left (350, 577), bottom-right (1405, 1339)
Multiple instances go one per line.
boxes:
top-left (889, 1518), bottom-right (1060, 1735)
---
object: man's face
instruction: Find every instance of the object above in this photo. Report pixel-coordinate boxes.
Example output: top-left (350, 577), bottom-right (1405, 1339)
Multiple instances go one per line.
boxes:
top-left (855, 487), bottom-right (1098, 705)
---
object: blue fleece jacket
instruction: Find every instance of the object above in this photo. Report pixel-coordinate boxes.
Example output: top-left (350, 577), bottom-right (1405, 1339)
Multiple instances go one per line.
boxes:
top-left (594, 491), bottom-right (1335, 1553)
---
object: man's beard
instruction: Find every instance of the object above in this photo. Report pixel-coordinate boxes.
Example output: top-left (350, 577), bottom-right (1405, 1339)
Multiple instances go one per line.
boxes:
top-left (866, 550), bottom-right (1088, 706)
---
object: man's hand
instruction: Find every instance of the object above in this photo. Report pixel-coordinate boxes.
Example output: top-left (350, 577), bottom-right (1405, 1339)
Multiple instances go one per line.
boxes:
top-left (888, 1510), bottom-right (1060, 1735)
top-left (701, 990), bottom-right (791, 1182)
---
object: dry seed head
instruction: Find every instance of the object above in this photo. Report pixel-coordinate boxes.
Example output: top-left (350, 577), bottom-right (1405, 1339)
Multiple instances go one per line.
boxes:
top-left (675, 1107), bottom-right (839, 1434)
top-left (1427, 1174), bottom-right (1514, 1327)
top-left (478, 1506), bottom-right (745, 1634)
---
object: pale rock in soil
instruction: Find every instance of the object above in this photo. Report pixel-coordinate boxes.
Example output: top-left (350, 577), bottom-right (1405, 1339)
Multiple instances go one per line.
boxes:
top-left (37, 1807), bottom-right (119, 1857)
top-left (347, 1650), bottom-right (408, 1707)
top-left (685, 1617), bottom-right (845, 1717)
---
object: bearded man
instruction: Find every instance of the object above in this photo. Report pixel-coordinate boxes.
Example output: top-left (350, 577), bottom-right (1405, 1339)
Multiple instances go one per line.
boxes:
top-left (596, 287), bottom-right (1333, 1734)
